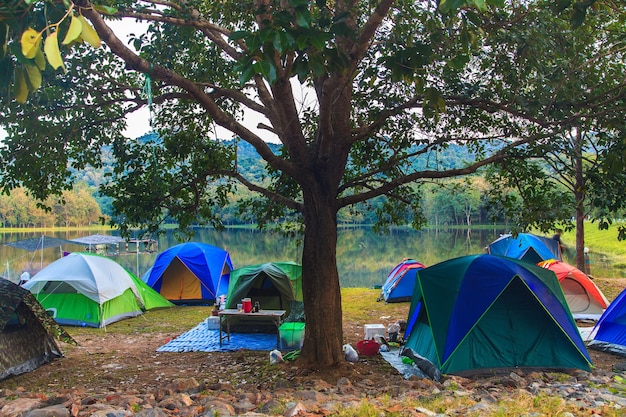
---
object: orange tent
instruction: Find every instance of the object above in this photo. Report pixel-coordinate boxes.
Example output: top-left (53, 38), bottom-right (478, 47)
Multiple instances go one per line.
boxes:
top-left (538, 259), bottom-right (609, 319)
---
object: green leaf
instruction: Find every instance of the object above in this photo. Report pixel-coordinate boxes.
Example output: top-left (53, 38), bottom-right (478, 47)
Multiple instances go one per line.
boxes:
top-left (239, 62), bottom-right (256, 85)
top-left (229, 30), bottom-right (250, 41)
top-left (292, 55), bottom-right (309, 81)
top-left (14, 67), bottom-right (28, 103)
top-left (570, 9), bottom-right (586, 28)
top-left (440, 0), bottom-right (465, 14)
top-left (34, 47), bottom-right (46, 70)
top-left (273, 32), bottom-right (295, 53)
top-left (447, 54), bottom-right (470, 69)
top-left (309, 57), bottom-right (325, 77)
top-left (253, 57), bottom-right (277, 84)
top-left (62, 13), bottom-right (83, 45)
top-left (247, 33), bottom-right (261, 52)
top-left (552, 0), bottom-right (572, 14)
top-left (295, 9), bottom-right (311, 28)
top-left (24, 63), bottom-right (42, 90)
top-left (0, 24), bottom-right (7, 60)
top-left (0, 56), bottom-right (14, 98)
top-left (473, 0), bottom-right (487, 12)
top-left (309, 34), bottom-right (327, 50)
top-left (92, 5), bottom-right (118, 15)
top-left (258, 27), bottom-right (274, 43)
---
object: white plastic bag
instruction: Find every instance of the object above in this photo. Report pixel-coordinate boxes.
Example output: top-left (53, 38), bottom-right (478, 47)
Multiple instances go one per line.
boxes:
top-left (269, 349), bottom-right (283, 364)
top-left (388, 322), bottom-right (401, 334)
top-left (343, 343), bottom-right (359, 363)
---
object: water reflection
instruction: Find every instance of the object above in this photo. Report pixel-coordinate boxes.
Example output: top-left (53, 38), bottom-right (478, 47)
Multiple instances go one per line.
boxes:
top-left (0, 227), bottom-right (621, 287)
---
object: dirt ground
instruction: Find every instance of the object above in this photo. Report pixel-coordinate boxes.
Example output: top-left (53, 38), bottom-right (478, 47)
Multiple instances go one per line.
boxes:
top-left (3, 278), bottom-right (626, 394)
top-left (10, 321), bottom-right (625, 396)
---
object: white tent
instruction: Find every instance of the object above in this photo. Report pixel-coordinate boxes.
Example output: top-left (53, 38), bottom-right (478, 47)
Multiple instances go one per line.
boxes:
top-left (23, 253), bottom-right (171, 327)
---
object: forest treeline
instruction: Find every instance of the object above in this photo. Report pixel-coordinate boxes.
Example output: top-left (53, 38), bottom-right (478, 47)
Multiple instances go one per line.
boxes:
top-left (0, 134), bottom-right (511, 229)
top-left (0, 183), bottom-right (102, 228)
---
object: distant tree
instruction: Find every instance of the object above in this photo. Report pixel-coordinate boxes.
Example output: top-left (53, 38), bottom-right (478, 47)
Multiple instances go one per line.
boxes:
top-left (487, 129), bottom-right (626, 271)
top-left (0, 185), bottom-right (102, 227)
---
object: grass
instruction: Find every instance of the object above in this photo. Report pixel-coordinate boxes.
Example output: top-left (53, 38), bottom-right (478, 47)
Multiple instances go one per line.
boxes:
top-left (66, 305), bottom-right (213, 337)
top-left (561, 222), bottom-right (626, 261)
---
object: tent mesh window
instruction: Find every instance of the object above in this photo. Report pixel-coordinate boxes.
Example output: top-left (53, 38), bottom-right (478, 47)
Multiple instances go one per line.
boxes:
top-left (247, 276), bottom-right (285, 311)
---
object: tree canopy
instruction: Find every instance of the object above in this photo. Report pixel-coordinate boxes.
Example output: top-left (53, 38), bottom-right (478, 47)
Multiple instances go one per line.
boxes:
top-left (1, 0), bottom-right (625, 367)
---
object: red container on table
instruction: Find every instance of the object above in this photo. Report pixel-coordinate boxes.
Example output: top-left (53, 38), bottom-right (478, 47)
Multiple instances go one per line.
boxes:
top-left (242, 298), bottom-right (252, 313)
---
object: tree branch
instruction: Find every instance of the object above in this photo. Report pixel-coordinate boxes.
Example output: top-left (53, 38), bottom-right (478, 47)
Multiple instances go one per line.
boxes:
top-left (78, 1), bottom-right (299, 179)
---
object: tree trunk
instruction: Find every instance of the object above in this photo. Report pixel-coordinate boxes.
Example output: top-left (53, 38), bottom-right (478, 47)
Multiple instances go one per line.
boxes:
top-left (574, 130), bottom-right (586, 272)
top-left (297, 188), bottom-right (344, 367)
top-left (575, 203), bottom-right (585, 270)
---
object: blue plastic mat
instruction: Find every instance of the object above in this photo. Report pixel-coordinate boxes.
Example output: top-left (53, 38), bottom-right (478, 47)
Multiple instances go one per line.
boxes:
top-left (379, 348), bottom-right (429, 379)
top-left (157, 319), bottom-right (278, 352)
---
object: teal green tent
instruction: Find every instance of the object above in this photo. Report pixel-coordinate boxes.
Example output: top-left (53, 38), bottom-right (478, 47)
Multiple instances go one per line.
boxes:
top-left (403, 254), bottom-right (592, 376)
top-left (225, 262), bottom-right (302, 328)
top-left (23, 253), bottom-right (173, 328)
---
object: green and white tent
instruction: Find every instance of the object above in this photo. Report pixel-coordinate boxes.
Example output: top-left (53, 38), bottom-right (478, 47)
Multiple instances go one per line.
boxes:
top-left (403, 254), bottom-right (592, 376)
top-left (23, 253), bottom-right (172, 328)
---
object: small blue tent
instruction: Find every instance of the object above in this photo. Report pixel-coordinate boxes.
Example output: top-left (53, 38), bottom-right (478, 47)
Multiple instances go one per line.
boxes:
top-left (588, 289), bottom-right (626, 356)
top-left (487, 233), bottom-right (562, 263)
top-left (144, 242), bottom-right (233, 304)
top-left (379, 259), bottom-right (426, 303)
top-left (403, 254), bottom-right (592, 376)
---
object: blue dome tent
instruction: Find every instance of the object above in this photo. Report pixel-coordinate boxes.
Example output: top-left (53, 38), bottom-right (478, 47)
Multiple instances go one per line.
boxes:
top-left (144, 242), bottom-right (233, 304)
top-left (378, 259), bottom-right (426, 303)
top-left (487, 233), bottom-right (562, 263)
top-left (588, 288), bottom-right (626, 356)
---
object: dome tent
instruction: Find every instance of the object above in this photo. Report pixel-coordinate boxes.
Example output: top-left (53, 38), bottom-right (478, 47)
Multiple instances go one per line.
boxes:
top-left (538, 259), bottom-right (609, 320)
top-left (589, 288), bottom-right (626, 356)
top-left (0, 278), bottom-right (75, 381)
top-left (487, 233), bottom-right (562, 263)
top-left (225, 262), bottom-right (302, 331)
top-left (23, 253), bottom-right (172, 328)
top-left (144, 242), bottom-right (233, 304)
top-left (378, 259), bottom-right (426, 303)
top-left (403, 254), bottom-right (592, 377)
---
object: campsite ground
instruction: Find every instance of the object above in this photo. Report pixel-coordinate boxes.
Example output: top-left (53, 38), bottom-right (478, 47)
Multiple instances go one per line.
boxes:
top-left (3, 282), bottom-right (626, 414)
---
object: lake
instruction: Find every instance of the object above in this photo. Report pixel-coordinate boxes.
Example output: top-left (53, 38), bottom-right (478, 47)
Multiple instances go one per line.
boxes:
top-left (0, 227), bottom-right (620, 287)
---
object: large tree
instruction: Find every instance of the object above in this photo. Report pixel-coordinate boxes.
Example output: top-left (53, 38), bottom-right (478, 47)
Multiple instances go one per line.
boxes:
top-left (1, 0), bottom-right (625, 367)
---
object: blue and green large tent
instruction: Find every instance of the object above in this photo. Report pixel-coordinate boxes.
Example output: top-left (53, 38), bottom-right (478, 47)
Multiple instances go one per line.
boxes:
top-left (403, 254), bottom-right (592, 376)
